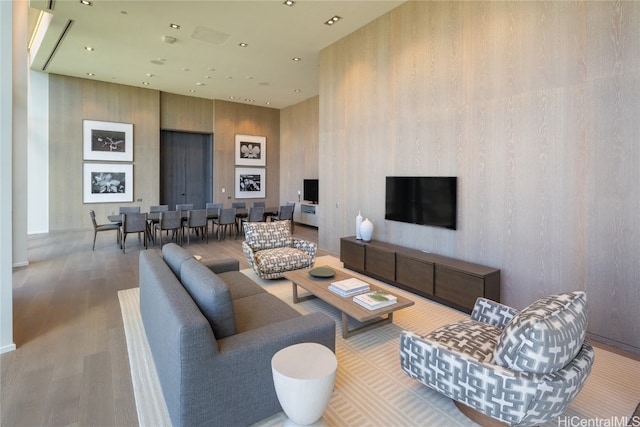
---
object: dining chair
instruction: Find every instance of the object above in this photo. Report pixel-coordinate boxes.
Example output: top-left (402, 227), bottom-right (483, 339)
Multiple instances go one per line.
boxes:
top-left (252, 201), bottom-right (265, 208)
top-left (121, 212), bottom-right (148, 253)
top-left (149, 205), bottom-right (169, 212)
top-left (119, 206), bottom-right (141, 214)
top-left (241, 206), bottom-right (265, 235)
top-left (89, 210), bottom-right (120, 250)
top-left (214, 208), bottom-right (237, 240)
top-left (269, 204), bottom-right (295, 233)
top-left (206, 203), bottom-right (223, 238)
top-left (154, 210), bottom-right (183, 247)
top-left (185, 209), bottom-right (208, 245)
top-left (231, 202), bottom-right (246, 209)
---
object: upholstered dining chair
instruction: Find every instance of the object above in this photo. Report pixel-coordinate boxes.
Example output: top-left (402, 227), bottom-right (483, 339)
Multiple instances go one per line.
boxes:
top-left (206, 202), bottom-right (223, 238)
top-left (214, 208), bottom-right (237, 240)
top-left (269, 204), bottom-right (295, 233)
top-left (121, 212), bottom-right (148, 253)
top-left (185, 209), bottom-right (208, 245)
top-left (89, 210), bottom-right (120, 250)
top-left (119, 206), bottom-right (140, 214)
top-left (241, 206), bottom-right (265, 235)
top-left (154, 210), bottom-right (182, 247)
top-left (149, 205), bottom-right (169, 212)
top-left (252, 201), bottom-right (265, 208)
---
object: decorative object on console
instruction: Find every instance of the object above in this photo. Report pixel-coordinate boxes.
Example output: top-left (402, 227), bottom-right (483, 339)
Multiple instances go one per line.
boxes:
top-left (355, 210), bottom-right (363, 239)
top-left (360, 218), bottom-right (373, 242)
top-left (400, 291), bottom-right (594, 426)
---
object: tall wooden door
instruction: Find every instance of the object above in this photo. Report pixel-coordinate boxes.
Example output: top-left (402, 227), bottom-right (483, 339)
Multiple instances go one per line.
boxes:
top-left (160, 130), bottom-right (213, 210)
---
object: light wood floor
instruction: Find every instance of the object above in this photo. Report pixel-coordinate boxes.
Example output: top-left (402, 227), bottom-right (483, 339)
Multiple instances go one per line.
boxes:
top-left (2, 223), bottom-right (329, 427)
top-left (3, 224), bottom-right (638, 426)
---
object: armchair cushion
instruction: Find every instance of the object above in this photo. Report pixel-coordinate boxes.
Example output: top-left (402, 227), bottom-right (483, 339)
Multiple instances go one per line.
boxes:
top-left (244, 220), bottom-right (292, 251)
top-left (493, 291), bottom-right (587, 374)
top-left (180, 259), bottom-right (237, 339)
top-left (254, 247), bottom-right (313, 276)
top-left (423, 319), bottom-right (501, 362)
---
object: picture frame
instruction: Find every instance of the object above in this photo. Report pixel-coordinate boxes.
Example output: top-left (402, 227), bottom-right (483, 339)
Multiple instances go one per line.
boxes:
top-left (83, 119), bottom-right (133, 162)
top-left (83, 163), bottom-right (133, 203)
top-left (235, 134), bottom-right (266, 166)
top-left (235, 167), bottom-right (266, 199)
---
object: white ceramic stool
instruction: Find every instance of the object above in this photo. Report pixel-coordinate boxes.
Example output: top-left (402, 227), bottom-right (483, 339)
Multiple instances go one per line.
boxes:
top-left (271, 342), bottom-right (337, 426)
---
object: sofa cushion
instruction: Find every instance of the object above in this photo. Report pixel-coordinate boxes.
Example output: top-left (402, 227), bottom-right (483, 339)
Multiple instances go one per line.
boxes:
top-left (493, 291), bottom-right (587, 374)
top-left (233, 293), bottom-right (301, 333)
top-left (162, 243), bottom-right (194, 278)
top-left (244, 221), bottom-right (292, 251)
top-left (254, 247), bottom-right (313, 275)
top-left (217, 271), bottom-right (267, 300)
top-left (180, 258), bottom-right (237, 339)
top-left (424, 319), bottom-right (502, 363)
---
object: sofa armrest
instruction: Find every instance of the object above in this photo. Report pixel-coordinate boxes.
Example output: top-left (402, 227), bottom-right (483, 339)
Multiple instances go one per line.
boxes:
top-left (201, 258), bottom-right (239, 274)
top-left (292, 238), bottom-right (317, 259)
top-left (470, 297), bottom-right (518, 329)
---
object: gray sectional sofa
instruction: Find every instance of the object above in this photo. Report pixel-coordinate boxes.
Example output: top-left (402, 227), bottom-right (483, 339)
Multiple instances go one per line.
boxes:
top-left (139, 243), bottom-right (336, 427)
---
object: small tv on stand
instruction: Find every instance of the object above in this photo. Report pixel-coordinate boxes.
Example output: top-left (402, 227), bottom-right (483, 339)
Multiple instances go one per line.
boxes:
top-left (303, 179), bottom-right (319, 204)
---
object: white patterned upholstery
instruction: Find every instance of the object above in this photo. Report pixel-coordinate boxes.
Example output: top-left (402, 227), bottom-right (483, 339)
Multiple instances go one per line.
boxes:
top-left (400, 293), bottom-right (595, 426)
top-left (242, 221), bottom-right (316, 279)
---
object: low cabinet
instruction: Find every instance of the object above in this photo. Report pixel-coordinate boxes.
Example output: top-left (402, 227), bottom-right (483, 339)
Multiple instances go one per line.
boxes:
top-left (340, 237), bottom-right (500, 313)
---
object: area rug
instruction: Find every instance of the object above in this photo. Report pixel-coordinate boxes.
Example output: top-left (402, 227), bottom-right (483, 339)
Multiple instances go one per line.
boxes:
top-left (119, 255), bottom-right (640, 427)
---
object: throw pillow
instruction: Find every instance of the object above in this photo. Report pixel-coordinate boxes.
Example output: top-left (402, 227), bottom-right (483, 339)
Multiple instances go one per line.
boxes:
top-left (180, 259), bottom-right (237, 339)
top-left (493, 291), bottom-right (587, 374)
top-left (244, 221), bottom-right (292, 251)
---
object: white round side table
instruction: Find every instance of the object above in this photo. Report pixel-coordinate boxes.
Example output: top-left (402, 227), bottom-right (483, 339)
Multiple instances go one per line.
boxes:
top-left (271, 342), bottom-right (337, 426)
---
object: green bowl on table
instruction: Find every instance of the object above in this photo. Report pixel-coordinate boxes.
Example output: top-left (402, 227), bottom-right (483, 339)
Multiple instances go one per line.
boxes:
top-left (308, 266), bottom-right (335, 278)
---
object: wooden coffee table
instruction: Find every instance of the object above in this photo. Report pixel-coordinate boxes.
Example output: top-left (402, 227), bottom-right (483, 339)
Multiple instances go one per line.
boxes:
top-left (283, 267), bottom-right (414, 338)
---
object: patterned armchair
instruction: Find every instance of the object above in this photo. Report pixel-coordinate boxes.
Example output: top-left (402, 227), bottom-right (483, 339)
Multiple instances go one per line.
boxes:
top-left (400, 291), bottom-right (595, 426)
top-left (242, 220), bottom-right (316, 279)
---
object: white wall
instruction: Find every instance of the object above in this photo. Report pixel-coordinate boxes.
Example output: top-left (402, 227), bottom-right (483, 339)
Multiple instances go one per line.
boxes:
top-left (0, 0), bottom-right (16, 354)
top-left (28, 70), bottom-right (49, 234)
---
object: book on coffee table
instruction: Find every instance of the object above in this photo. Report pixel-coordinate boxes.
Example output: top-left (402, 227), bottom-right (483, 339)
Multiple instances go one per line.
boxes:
top-left (328, 277), bottom-right (370, 297)
top-left (353, 290), bottom-right (398, 310)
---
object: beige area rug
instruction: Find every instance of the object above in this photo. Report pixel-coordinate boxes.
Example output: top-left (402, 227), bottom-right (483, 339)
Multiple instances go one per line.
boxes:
top-left (119, 255), bottom-right (640, 427)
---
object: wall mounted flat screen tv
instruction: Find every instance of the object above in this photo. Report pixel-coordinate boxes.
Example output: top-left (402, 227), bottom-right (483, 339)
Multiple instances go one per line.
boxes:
top-left (304, 179), bottom-right (319, 204)
top-left (385, 176), bottom-right (457, 230)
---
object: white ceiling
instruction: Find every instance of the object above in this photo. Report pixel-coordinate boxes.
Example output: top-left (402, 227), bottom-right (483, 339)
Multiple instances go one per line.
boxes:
top-left (28, 0), bottom-right (404, 109)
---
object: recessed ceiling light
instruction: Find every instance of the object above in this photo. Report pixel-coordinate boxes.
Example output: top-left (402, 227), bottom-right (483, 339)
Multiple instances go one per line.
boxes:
top-left (169, 23), bottom-right (180, 30)
top-left (142, 81), bottom-right (150, 85)
top-left (86, 72), bottom-right (94, 76)
top-left (80, 0), bottom-right (92, 5)
top-left (196, 82), bottom-right (205, 86)
top-left (229, 96), bottom-right (235, 100)
top-left (146, 73), bottom-right (154, 77)
top-left (182, 68), bottom-right (190, 71)
top-left (239, 42), bottom-right (248, 47)
top-left (189, 89), bottom-right (196, 93)
top-left (294, 89), bottom-right (301, 93)
top-left (324, 15), bottom-right (342, 26)
top-left (283, 0), bottom-right (295, 6)
top-left (292, 57), bottom-right (301, 62)
top-left (84, 46), bottom-right (94, 51)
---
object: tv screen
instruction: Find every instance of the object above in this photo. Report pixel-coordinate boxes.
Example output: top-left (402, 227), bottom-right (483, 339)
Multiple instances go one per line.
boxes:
top-left (385, 176), bottom-right (457, 230)
top-left (304, 179), bottom-right (319, 204)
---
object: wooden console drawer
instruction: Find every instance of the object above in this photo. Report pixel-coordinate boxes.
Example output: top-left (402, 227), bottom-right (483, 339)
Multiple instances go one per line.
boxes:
top-left (434, 266), bottom-right (484, 310)
top-left (396, 255), bottom-right (434, 295)
top-left (340, 238), bottom-right (365, 271)
top-left (365, 246), bottom-right (395, 281)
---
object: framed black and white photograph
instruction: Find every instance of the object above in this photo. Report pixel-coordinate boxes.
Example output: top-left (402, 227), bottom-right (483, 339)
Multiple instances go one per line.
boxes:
top-left (83, 119), bottom-right (133, 162)
top-left (83, 163), bottom-right (133, 203)
top-left (235, 134), bottom-right (266, 166)
top-left (235, 167), bottom-right (265, 198)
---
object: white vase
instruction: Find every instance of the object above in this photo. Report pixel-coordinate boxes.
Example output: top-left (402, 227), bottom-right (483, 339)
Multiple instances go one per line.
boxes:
top-left (356, 211), bottom-right (363, 239)
top-left (360, 218), bottom-right (373, 242)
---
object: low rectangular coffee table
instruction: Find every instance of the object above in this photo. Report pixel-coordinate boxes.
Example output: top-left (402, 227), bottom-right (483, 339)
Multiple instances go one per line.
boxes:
top-left (283, 267), bottom-right (414, 338)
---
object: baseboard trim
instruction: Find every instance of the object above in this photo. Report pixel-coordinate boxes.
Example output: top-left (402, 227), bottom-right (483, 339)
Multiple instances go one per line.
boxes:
top-left (0, 343), bottom-right (16, 354)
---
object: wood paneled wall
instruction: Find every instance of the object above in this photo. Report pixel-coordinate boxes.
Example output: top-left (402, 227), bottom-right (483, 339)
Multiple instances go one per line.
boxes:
top-left (214, 100), bottom-right (280, 208)
top-left (280, 97), bottom-right (319, 203)
top-left (49, 75), bottom-right (160, 230)
top-left (160, 92), bottom-right (213, 133)
top-left (318, 1), bottom-right (640, 352)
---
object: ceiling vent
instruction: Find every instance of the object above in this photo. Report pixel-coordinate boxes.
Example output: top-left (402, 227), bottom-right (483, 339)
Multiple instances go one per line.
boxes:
top-left (191, 26), bottom-right (230, 46)
top-left (162, 35), bottom-right (177, 44)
